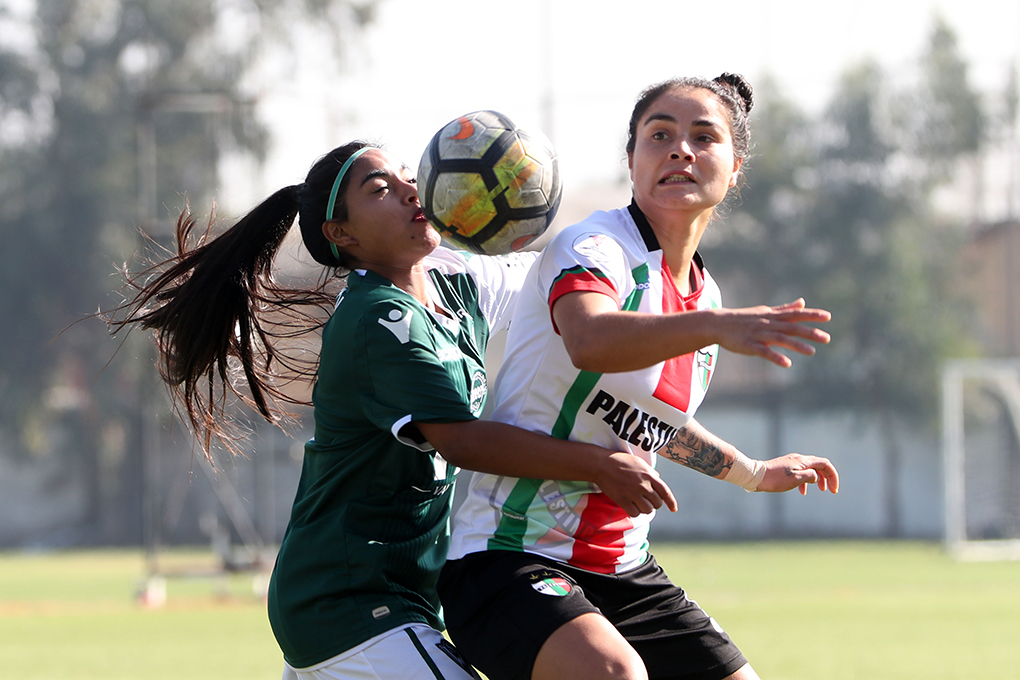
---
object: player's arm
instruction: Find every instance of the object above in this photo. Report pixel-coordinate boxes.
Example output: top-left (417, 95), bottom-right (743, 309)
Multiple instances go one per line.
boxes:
top-left (418, 420), bottom-right (678, 517)
top-left (474, 251), bottom-right (540, 333)
top-left (553, 292), bottom-right (832, 373)
top-left (659, 417), bottom-right (839, 495)
top-left (430, 247), bottom-right (539, 333)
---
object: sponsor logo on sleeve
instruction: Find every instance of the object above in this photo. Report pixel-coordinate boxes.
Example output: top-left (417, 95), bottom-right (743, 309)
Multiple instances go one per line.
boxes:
top-left (378, 307), bottom-right (413, 344)
top-left (572, 233), bottom-right (609, 260)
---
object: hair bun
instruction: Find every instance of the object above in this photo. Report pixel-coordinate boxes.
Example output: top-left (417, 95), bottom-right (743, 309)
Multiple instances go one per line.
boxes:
top-left (714, 73), bottom-right (754, 115)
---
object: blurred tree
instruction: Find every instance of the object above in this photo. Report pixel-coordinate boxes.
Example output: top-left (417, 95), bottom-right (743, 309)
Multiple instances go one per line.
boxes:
top-left (704, 75), bottom-right (816, 305)
top-left (997, 63), bottom-right (1018, 220)
top-left (910, 15), bottom-right (985, 188)
top-left (0, 0), bottom-right (376, 545)
top-left (698, 76), bottom-right (822, 534)
top-left (705, 19), bottom-right (983, 536)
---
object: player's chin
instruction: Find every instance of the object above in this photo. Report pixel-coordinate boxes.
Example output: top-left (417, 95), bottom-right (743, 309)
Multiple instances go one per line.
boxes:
top-left (415, 227), bottom-right (442, 250)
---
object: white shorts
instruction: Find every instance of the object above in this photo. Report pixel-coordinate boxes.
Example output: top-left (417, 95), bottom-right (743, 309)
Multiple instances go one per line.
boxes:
top-left (281, 624), bottom-right (480, 680)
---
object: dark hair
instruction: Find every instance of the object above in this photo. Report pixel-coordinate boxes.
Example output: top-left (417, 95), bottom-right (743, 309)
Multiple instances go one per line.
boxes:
top-left (107, 141), bottom-right (374, 457)
top-left (625, 73), bottom-right (754, 163)
top-left (299, 141), bottom-right (375, 268)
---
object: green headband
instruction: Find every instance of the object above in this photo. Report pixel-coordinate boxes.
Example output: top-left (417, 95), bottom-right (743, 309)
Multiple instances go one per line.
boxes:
top-left (325, 146), bottom-right (374, 262)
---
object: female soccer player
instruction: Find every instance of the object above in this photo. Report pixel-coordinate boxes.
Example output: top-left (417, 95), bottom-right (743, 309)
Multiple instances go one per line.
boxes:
top-left (438, 75), bottom-right (840, 680)
top-left (110, 142), bottom-right (677, 680)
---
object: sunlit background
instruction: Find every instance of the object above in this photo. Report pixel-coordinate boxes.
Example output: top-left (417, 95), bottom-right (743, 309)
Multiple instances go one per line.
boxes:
top-left (252, 0), bottom-right (1020, 218)
top-left (1, 1), bottom-right (1019, 677)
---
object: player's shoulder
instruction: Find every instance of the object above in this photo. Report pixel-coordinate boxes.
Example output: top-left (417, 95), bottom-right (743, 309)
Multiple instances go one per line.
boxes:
top-left (334, 275), bottom-right (423, 336)
top-left (554, 206), bottom-right (626, 237)
top-left (542, 207), bottom-right (644, 269)
top-left (357, 296), bottom-right (433, 351)
top-left (337, 272), bottom-right (411, 309)
top-left (425, 245), bottom-right (537, 279)
top-left (549, 207), bottom-right (642, 250)
top-left (423, 246), bottom-right (471, 276)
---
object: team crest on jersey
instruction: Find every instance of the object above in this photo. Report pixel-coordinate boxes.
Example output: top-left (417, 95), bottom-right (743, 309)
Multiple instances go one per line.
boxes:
top-left (469, 370), bottom-right (486, 416)
top-left (532, 576), bottom-right (572, 596)
top-left (696, 298), bottom-right (721, 390)
top-left (696, 348), bottom-right (715, 390)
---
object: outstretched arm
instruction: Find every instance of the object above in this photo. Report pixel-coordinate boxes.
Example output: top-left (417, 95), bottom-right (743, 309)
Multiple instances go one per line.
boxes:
top-left (418, 420), bottom-right (679, 517)
top-left (554, 293), bottom-right (831, 373)
top-left (660, 417), bottom-right (839, 495)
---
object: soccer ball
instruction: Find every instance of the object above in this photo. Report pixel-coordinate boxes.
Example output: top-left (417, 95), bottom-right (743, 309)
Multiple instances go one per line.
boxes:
top-left (417, 110), bottom-right (562, 255)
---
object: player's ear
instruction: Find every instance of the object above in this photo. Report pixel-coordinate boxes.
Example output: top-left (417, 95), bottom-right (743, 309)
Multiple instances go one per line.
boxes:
top-left (728, 157), bottom-right (744, 188)
top-left (323, 220), bottom-right (357, 248)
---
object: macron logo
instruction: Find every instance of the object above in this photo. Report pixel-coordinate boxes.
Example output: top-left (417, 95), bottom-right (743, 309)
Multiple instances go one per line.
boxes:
top-left (378, 308), bottom-right (413, 344)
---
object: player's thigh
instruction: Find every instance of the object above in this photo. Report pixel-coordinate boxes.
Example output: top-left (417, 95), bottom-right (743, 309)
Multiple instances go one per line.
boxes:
top-left (282, 624), bottom-right (479, 680)
top-left (532, 612), bottom-right (647, 680)
top-left (438, 551), bottom-right (603, 680)
top-left (590, 556), bottom-right (747, 680)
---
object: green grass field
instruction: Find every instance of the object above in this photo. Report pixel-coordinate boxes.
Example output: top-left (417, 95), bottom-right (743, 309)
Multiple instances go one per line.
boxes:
top-left (0, 541), bottom-right (1016, 679)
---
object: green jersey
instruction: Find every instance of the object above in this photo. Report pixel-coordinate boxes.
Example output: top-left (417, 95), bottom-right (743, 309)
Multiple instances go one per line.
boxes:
top-left (267, 248), bottom-right (535, 668)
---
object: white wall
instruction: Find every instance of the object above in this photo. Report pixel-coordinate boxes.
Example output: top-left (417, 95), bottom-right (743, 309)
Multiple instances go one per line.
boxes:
top-left (649, 408), bottom-right (943, 541)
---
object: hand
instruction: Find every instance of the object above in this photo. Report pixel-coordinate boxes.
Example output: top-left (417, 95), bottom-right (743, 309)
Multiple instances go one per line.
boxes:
top-left (715, 299), bottom-right (831, 368)
top-left (593, 452), bottom-right (678, 517)
top-left (757, 453), bottom-right (839, 495)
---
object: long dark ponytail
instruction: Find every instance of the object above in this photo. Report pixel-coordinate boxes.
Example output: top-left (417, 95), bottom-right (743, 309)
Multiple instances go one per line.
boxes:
top-left (109, 141), bottom-right (373, 456)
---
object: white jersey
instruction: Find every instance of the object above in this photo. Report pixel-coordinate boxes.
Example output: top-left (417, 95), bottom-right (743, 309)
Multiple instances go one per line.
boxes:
top-left (421, 246), bottom-right (538, 337)
top-left (449, 204), bottom-right (722, 574)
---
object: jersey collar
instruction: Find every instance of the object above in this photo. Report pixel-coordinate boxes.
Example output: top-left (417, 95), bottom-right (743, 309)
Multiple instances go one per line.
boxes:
top-left (627, 198), bottom-right (706, 270)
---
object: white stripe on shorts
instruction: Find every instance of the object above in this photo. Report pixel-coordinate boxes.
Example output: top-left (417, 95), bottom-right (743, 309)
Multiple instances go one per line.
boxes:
top-left (281, 623), bottom-right (479, 680)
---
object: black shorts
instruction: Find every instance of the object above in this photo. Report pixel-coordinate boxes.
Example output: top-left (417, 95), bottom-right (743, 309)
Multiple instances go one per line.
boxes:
top-left (437, 550), bottom-right (747, 680)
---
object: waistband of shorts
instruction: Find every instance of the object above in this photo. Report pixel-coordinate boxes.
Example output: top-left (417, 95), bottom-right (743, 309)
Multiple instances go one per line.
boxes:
top-left (284, 623), bottom-right (432, 672)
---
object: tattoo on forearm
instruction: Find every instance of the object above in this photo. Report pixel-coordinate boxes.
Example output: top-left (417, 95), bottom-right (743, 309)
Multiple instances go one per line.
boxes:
top-left (661, 425), bottom-right (732, 478)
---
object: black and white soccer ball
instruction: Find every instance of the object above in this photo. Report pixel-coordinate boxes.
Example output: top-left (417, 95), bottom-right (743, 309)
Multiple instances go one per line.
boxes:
top-left (417, 110), bottom-right (561, 255)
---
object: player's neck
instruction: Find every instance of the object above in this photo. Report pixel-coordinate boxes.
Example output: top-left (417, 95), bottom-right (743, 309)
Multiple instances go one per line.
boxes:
top-left (360, 261), bottom-right (434, 310)
top-left (646, 214), bottom-right (708, 296)
top-left (394, 265), bottom-right (434, 310)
